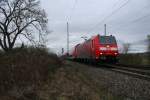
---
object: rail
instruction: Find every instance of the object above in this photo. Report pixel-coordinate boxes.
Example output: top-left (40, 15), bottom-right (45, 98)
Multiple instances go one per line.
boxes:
top-left (100, 64), bottom-right (150, 81)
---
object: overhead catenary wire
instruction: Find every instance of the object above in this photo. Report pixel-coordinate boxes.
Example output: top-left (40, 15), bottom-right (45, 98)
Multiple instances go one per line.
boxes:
top-left (88, 0), bottom-right (131, 34)
top-left (110, 12), bottom-right (150, 32)
top-left (132, 13), bottom-right (150, 23)
top-left (86, 0), bottom-right (123, 34)
top-left (112, 0), bottom-right (125, 8)
top-left (102, 2), bottom-right (150, 34)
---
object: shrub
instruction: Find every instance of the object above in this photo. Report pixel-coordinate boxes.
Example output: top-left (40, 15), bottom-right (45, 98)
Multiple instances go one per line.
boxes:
top-left (0, 46), bottom-right (61, 93)
top-left (119, 53), bottom-right (150, 65)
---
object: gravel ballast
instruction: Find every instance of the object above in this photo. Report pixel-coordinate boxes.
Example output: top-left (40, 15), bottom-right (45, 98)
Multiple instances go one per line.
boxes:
top-left (65, 61), bottom-right (150, 100)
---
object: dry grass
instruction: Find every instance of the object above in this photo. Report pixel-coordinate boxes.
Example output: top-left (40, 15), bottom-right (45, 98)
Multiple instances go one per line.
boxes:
top-left (119, 53), bottom-right (150, 65)
top-left (35, 61), bottom-right (124, 100)
top-left (0, 47), bottom-right (61, 99)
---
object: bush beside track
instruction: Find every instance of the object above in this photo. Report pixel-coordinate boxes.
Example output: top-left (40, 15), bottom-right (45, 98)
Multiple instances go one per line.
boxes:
top-left (119, 53), bottom-right (150, 66)
top-left (0, 47), bottom-right (61, 99)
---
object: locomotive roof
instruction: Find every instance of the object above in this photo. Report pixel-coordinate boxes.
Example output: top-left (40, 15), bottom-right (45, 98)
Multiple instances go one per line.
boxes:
top-left (77, 34), bottom-right (115, 46)
top-left (91, 34), bottom-right (114, 39)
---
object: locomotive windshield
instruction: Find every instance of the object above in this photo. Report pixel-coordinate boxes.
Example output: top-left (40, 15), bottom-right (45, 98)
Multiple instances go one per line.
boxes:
top-left (100, 36), bottom-right (116, 44)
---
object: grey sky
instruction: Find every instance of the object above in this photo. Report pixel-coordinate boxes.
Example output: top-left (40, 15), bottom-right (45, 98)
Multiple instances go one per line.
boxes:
top-left (40, 0), bottom-right (150, 54)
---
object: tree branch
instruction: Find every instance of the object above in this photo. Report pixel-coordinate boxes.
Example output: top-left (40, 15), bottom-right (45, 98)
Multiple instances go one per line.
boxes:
top-left (19, 19), bottom-right (38, 33)
top-left (0, 38), bottom-right (5, 50)
top-left (0, 0), bottom-right (48, 51)
top-left (0, 6), bottom-right (8, 18)
top-left (0, 22), bottom-right (5, 33)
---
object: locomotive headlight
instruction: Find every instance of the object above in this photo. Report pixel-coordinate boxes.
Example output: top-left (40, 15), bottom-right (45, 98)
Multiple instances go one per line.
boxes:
top-left (111, 47), bottom-right (118, 51)
top-left (100, 47), bottom-right (107, 51)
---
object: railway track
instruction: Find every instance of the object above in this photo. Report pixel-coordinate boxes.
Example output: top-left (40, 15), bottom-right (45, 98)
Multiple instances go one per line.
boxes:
top-left (68, 60), bottom-right (150, 81)
top-left (100, 64), bottom-right (150, 81)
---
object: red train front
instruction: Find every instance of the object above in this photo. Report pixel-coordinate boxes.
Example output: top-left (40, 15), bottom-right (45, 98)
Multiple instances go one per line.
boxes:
top-left (71, 34), bottom-right (119, 63)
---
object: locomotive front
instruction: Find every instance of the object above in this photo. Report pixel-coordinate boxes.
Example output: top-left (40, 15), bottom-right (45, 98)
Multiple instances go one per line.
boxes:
top-left (97, 35), bottom-right (119, 62)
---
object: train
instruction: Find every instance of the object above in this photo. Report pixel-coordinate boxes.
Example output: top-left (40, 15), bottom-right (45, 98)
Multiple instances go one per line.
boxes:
top-left (69, 34), bottom-right (119, 63)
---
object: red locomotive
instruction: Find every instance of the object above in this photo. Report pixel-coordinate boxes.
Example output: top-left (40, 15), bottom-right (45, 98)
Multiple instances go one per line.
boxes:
top-left (70, 34), bottom-right (119, 63)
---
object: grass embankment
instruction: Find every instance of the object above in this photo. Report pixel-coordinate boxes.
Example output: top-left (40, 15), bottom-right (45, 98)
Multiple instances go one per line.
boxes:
top-left (119, 53), bottom-right (150, 66)
top-left (0, 47), bottom-right (61, 100)
top-left (0, 47), bottom-right (123, 100)
top-left (41, 61), bottom-right (123, 100)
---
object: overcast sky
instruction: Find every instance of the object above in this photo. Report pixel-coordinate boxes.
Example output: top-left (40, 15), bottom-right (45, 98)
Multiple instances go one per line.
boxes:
top-left (40, 0), bottom-right (150, 54)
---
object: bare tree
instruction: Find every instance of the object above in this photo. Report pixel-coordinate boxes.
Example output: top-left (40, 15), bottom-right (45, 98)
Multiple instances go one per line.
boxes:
top-left (0, 0), bottom-right (48, 52)
top-left (122, 43), bottom-right (130, 54)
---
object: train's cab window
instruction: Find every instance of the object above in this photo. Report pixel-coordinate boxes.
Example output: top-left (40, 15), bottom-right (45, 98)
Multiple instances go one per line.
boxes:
top-left (100, 36), bottom-right (116, 44)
